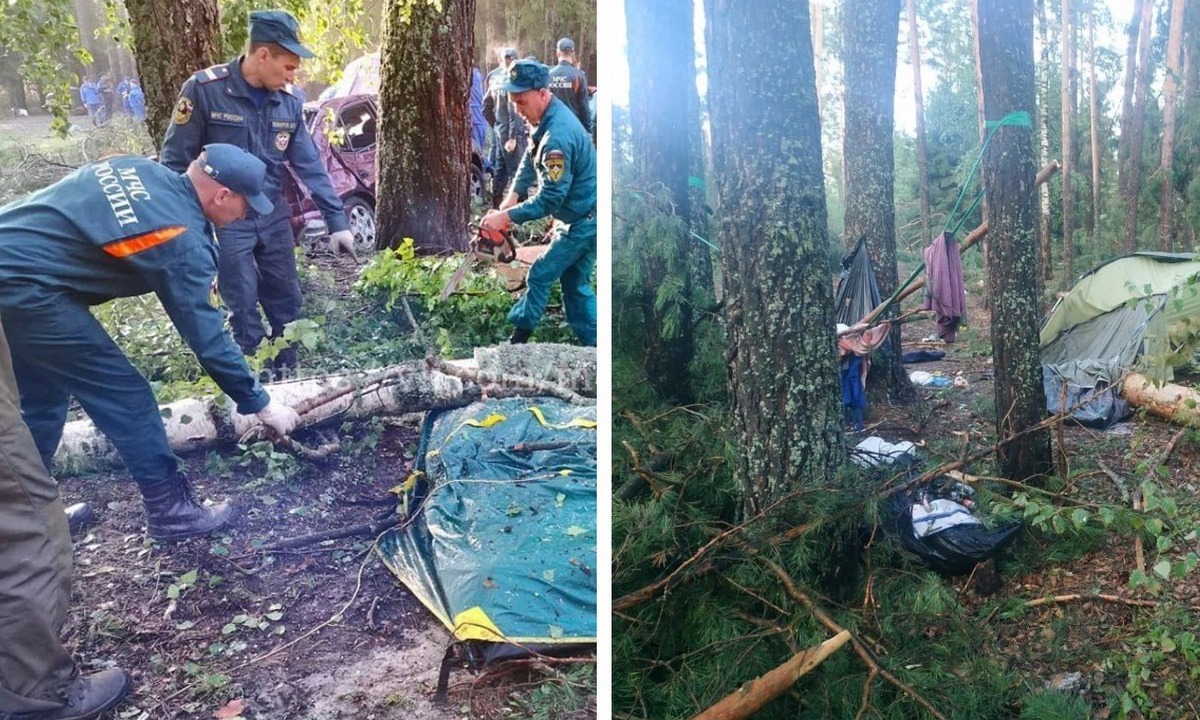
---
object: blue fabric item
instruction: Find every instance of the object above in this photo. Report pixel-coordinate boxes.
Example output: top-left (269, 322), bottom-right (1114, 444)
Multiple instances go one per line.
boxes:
top-left (214, 202), bottom-right (302, 354)
top-left (469, 68), bottom-right (488, 151)
top-left (127, 85), bottom-right (145, 121)
top-left (0, 155), bottom-right (270, 484)
top-left (841, 355), bottom-right (867, 430)
top-left (902, 349), bottom-right (946, 363)
top-left (79, 80), bottom-right (100, 107)
top-left (160, 57), bottom-right (348, 234)
top-left (508, 218), bottom-right (596, 346)
top-left (501, 60), bottom-right (550, 93)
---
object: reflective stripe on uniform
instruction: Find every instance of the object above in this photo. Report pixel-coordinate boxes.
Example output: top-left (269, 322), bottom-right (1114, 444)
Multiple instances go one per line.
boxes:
top-left (204, 67), bottom-right (219, 82)
top-left (102, 226), bottom-right (187, 257)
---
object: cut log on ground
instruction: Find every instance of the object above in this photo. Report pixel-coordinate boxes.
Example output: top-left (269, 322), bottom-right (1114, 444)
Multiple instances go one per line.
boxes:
top-left (1122, 373), bottom-right (1200, 427)
top-left (54, 343), bottom-right (595, 468)
top-left (690, 630), bottom-right (851, 720)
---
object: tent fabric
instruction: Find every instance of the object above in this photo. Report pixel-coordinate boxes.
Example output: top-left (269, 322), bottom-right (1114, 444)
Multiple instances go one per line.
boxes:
top-left (834, 236), bottom-right (891, 357)
top-left (1041, 253), bottom-right (1200, 387)
top-left (376, 397), bottom-right (597, 662)
top-left (1039, 253), bottom-right (1200, 427)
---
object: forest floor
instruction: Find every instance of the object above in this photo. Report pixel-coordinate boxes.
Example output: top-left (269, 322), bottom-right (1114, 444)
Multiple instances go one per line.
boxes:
top-left (866, 272), bottom-right (1200, 717)
top-left (54, 254), bottom-right (595, 720)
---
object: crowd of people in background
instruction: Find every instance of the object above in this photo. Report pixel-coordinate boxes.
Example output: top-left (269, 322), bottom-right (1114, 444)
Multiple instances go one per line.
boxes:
top-left (77, 72), bottom-right (145, 126)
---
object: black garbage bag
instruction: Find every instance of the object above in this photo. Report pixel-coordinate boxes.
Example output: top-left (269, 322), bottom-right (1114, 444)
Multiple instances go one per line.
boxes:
top-left (885, 477), bottom-right (1022, 575)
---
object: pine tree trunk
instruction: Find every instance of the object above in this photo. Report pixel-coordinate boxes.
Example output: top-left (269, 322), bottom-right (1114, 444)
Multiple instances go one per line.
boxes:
top-left (1117, 0), bottom-right (1143, 228)
top-left (705, 0), bottom-right (845, 515)
top-left (978, 0), bottom-right (1052, 482)
top-left (970, 0), bottom-right (991, 307)
top-left (843, 0), bottom-right (910, 402)
top-left (123, 0), bottom-right (220, 147)
top-left (1122, 0), bottom-right (1155, 253)
top-left (1088, 6), bottom-right (1101, 251)
top-left (812, 1), bottom-right (825, 121)
top-left (1036, 0), bottom-right (1053, 283)
top-left (626, 0), bottom-right (697, 403)
top-left (377, 0), bottom-right (475, 254)
top-left (907, 0), bottom-right (932, 245)
top-left (1159, 0), bottom-right (1185, 251)
top-left (1060, 0), bottom-right (1074, 281)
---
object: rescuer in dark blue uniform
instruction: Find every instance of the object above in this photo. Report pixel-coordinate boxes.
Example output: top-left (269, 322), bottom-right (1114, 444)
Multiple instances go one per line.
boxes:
top-left (548, 38), bottom-right (591, 133)
top-left (480, 61), bottom-right (597, 347)
top-left (0, 143), bottom-right (301, 545)
top-left (160, 10), bottom-right (354, 377)
top-left (487, 47), bottom-right (528, 208)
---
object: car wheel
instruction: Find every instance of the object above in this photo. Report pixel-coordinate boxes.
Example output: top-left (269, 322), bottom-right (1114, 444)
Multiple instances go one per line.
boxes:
top-left (344, 197), bottom-right (376, 257)
top-left (470, 164), bottom-right (487, 202)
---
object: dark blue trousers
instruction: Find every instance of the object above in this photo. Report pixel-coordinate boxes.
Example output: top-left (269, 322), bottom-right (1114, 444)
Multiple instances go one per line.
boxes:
top-left (215, 203), bottom-right (301, 355)
top-left (508, 218), bottom-right (596, 346)
top-left (2, 297), bottom-right (179, 489)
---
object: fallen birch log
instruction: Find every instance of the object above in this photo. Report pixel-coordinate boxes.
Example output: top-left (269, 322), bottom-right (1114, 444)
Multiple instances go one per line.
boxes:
top-left (1122, 373), bottom-right (1200, 427)
top-left (690, 631), bottom-right (851, 720)
top-left (54, 343), bottom-right (595, 468)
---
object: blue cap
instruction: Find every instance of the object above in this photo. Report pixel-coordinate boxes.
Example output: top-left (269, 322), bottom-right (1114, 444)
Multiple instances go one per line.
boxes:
top-left (200, 143), bottom-right (273, 215)
top-left (556, 38), bottom-right (575, 53)
top-left (249, 10), bottom-right (314, 59)
top-left (501, 60), bottom-right (549, 93)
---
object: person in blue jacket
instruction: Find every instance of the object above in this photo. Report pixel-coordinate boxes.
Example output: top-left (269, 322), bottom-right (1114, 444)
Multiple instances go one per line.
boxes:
top-left (160, 10), bottom-right (355, 378)
top-left (0, 143), bottom-right (301, 543)
top-left (127, 78), bottom-right (145, 122)
top-left (480, 60), bottom-right (596, 347)
top-left (79, 75), bottom-right (101, 126)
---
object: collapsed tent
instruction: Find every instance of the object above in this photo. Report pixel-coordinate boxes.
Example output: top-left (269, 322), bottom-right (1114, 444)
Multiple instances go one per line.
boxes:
top-left (376, 396), bottom-right (596, 697)
top-left (835, 237), bottom-right (892, 429)
top-left (1040, 252), bottom-right (1200, 427)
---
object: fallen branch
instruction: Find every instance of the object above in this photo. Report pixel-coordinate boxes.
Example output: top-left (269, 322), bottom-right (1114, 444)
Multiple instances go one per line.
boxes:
top-left (763, 559), bottom-right (949, 720)
top-left (1023, 593), bottom-right (1157, 609)
top-left (244, 510), bottom-right (398, 555)
top-left (690, 630), bottom-right (851, 720)
top-left (427, 357), bottom-right (590, 406)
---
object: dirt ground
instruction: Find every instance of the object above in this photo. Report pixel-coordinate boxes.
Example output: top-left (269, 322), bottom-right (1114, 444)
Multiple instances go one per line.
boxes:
top-left (49, 253), bottom-right (595, 720)
top-left (866, 276), bottom-right (1200, 713)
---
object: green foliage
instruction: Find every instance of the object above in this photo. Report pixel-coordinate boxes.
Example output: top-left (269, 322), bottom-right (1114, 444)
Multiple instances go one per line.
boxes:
top-left (504, 664), bottom-right (595, 720)
top-left (354, 237), bottom-right (573, 355)
top-left (0, 0), bottom-right (91, 136)
top-left (235, 440), bottom-right (301, 490)
top-left (1019, 689), bottom-right (1090, 720)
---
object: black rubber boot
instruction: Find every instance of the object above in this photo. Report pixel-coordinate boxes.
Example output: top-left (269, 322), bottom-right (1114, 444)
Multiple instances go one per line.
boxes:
top-left (142, 475), bottom-right (233, 541)
top-left (14, 668), bottom-right (131, 720)
top-left (509, 327), bottom-right (532, 344)
top-left (64, 502), bottom-right (95, 535)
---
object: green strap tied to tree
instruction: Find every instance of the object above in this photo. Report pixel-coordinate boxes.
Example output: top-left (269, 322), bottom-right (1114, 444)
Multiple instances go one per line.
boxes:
top-left (866, 111), bottom-right (1033, 328)
top-left (941, 110), bottom-right (1033, 237)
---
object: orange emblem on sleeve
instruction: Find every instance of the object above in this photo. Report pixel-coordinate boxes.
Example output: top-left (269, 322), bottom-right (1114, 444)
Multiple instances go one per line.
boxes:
top-left (102, 226), bottom-right (187, 258)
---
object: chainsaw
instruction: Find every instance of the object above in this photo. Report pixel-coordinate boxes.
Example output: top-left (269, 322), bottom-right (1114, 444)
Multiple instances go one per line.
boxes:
top-left (438, 223), bottom-right (517, 300)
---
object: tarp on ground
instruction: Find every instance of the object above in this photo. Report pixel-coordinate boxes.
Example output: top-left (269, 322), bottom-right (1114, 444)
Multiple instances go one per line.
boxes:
top-left (1040, 252), bottom-right (1200, 427)
top-left (376, 396), bottom-right (597, 667)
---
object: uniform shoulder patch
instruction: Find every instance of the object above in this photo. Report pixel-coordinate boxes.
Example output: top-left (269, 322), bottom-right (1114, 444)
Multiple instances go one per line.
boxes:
top-left (192, 64), bottom-right (231, 84)
top-left (543, 148), bottom-right (566, 182)
top-left (172, 96), bottom-right (194, 125)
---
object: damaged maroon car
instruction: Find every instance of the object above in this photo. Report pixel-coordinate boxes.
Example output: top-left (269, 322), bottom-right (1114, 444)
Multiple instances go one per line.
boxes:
top-left (282, 93), bottom-right (488, 257)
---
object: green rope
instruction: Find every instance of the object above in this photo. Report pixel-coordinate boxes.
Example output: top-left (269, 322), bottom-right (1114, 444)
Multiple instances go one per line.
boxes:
top-left (865, 111), bottom-right (1032, 326)
top-left (940, 110), bottom-right (1032, 237)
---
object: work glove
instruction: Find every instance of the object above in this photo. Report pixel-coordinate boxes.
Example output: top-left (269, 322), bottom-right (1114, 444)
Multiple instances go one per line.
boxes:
top-left (257, 399), bottom-right (300, 439)
top-left (480, 210), bottom-right (513, 236)
top-left (328, 229), bottom-right (359, 261)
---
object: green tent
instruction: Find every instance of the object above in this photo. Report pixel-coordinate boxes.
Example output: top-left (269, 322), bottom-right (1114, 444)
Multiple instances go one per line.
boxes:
top-left (1040, 252), bottom-right (1200, 425)
top-left (376, 396), bottom-right (596, 696)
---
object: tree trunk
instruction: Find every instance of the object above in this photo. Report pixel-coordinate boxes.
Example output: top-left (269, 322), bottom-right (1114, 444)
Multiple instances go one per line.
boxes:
top-left (978, 0), bottom-right (1052, 482)
top-left (1088, 5), bottom-right (1101, 251)
top-left (377, 0), bottom-right (475, 254)
top-left (907, 0), bottom-right (932, 246)
top-left (1122, 0), bottom-right (1155, 253)
top-left (705, 0), bottom-right (845, 515)
top-left (843, 0), bottom-right (909, 402)
top-left (1116, 0), bottom-right (1143, 236)
top-left (812, 1), bottom-right (825, 121)
top-left (1159, 0), bottom-right (1185, 251)
top-left (1060, 0), bottom-right (1074, 281)
top-left (124, 0), bottom-right (220, 147)
top-left (625, 0), bottom-right (697, 403)
top-left (970, 0), bottom-right (991, 307)
top-left (1036, 0), bottom-right (1053, 283)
